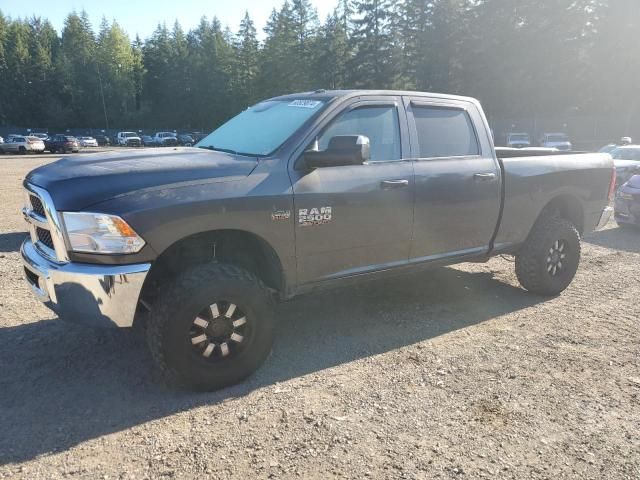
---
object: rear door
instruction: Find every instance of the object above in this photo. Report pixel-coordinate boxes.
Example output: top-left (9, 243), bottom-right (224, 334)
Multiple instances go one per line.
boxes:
top-left (404, 97), bottom-right (501, 260)
top-left (290, 96), bottom-right (415, 284)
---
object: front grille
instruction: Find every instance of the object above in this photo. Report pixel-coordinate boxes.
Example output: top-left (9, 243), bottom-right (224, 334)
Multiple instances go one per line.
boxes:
top-left (24, 185), bottom-right (68, 263)
top-left (24, 267), bottom-right (39, 286)
top-left (30, 195), bottom-right (45, 217)
top-left (36, 227), bottom-right (54, 250)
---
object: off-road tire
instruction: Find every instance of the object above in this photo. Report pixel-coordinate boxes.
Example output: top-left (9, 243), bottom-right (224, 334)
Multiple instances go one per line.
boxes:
top-left (515, 215), bottom-right (581, 296)
top-left (146, 263), bottom-right (274, 391)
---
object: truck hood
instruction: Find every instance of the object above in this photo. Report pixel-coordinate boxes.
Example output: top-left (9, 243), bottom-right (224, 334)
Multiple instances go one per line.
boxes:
top-left (26, 147), bottom-right (259, 210)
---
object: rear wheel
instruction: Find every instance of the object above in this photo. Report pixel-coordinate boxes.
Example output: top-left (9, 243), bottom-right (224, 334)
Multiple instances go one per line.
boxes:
top-left (515, 215), bottom-right (581, 296)
top-left (18, 146), bottom-right (26, 154)
top-left (146, 263), bottom-right (275, 391)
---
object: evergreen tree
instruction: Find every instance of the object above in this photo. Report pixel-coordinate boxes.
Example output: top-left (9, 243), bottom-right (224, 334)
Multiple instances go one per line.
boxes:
top-left (234, 11), bottom-right (259, 107)
top-left (57, 11), bottom-right (99, 126)
top-left (314, 11), bottom-right (350, 89)
top-left (349, 0), bottom-right (398, 88)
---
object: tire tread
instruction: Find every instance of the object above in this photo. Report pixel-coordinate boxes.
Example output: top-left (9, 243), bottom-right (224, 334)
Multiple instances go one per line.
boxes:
top-left (146, 262), bottom-right (273, 390)
top-left (515, 215), bottom-right (581, 296)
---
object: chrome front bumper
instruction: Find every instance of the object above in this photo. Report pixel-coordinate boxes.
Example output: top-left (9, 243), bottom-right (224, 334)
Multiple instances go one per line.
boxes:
top-left (21, 239), bottom-right (150, 328)
top-left (596, 206), bottom-right (614, 230)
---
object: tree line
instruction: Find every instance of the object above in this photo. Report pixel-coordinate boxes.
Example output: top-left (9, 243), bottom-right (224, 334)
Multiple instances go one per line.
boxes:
top-left (0, 0), bottom-right (637, 133)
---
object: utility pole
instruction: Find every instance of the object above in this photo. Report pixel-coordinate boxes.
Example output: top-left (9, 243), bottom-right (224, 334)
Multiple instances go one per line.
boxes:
top-left (97, 64), bottom-right (109, 130)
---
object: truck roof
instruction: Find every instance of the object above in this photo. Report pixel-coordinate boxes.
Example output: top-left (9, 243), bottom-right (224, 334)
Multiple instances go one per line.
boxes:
top-left (270, 89), bottom-right (480, 105)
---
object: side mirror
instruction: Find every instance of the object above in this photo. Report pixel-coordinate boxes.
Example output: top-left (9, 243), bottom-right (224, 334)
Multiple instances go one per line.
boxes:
top-left (303, 135), bottom-right (370, 169)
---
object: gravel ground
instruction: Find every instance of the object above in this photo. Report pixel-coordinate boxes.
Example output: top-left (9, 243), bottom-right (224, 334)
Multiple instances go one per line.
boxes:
top-left (0, 154), bottom-right (638, 479)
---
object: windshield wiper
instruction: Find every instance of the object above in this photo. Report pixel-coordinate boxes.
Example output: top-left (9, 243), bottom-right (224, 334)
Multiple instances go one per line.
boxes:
top-left (198, 145), bottom-right (239, 155)
top-left (198, 145), bottom-right (265, 158)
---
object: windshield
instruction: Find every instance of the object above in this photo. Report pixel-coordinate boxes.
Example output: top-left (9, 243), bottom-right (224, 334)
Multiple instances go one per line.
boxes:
top-left (197, 99), bottom-right (326, 156)
top-left (611, 147), bottom-right (640, 161)
top-left (509, 134), bottom-right (529, 141)
top-left (547, 134), bottom-right (568, 142)
top-left (124, 132), bottom-right (137, 137)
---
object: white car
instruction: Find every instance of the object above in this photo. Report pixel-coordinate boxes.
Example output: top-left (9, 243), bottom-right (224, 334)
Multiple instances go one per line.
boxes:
top-left (78, 136), bottom-right (98, 147)
top-left (29, 133), bottom-right (49, 140)
top-left (610, 145), bottom-right (640, 186)
top-left (0, 135), bottom-right (45, 154)
top-left (540, 133), bottom-right (572, 151)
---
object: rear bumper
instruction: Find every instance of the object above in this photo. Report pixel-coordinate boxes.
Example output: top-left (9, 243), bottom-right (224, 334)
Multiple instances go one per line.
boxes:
top-left (21, 239), bottom-right (150, 328)
top-left (596, 206), bottom-right (614, 230)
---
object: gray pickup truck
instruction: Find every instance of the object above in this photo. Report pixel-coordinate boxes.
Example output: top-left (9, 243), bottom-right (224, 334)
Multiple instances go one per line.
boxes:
top-left (21, 90), bottom-right (615, 390)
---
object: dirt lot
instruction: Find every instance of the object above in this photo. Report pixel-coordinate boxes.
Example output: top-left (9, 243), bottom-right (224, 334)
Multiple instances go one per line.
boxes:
top-left (0, 154), bottom-right (638, 479)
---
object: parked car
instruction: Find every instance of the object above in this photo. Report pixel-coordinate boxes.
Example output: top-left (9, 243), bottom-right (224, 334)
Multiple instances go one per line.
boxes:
top-left (116, 131), bottom-right (142, 147)
top-left (190, 132), bottom-right (208, 143)
top-left (540, 133), bottom-right (572, 151)
top-left (0, 136), bottom-right (3, 145)
top-left (45, 134), bottom-right (80, 154)
top-left (177, 134), bottom-right (194, 146)
top-left (142, 135), bottom-right (155, 146)
top-left (506, 132), bottom-right (531, 148)
top-left (614, 173), bottom-right (640, 228)
top-left (94, 135), bottom-right (111, 146)
top-left (152, 132), bottom-right (178, 146)
top-left (599, 137), bottom-right (634, 154)
top-left (29, 133), bottom-right (49, 140)
top-left (78, 136), bottom-right (98, 147)
top-left (610, 145), bottom-right (640, 186)
top-left (0, 135), bottom-right (45, 154)
top-left (599, 144), bottom-right (618, 154)
top-left (19, 90), bottom-right (615, 391)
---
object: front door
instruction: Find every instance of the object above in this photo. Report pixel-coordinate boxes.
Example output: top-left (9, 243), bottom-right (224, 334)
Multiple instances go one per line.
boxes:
top-left (404, 96), bottom-right (502, 260)
top-left (291, 97), bottom-right (414, 285)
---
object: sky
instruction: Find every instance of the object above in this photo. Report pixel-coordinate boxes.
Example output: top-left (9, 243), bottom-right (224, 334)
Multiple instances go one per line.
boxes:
top-left (0, 0), bottom-right (340, 39)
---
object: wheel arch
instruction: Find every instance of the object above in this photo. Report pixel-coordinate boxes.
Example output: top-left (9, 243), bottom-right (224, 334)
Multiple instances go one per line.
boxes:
top-left (536, 194), bottom-right (585, 235)
top-left (139, 229), bottom-right (287, 309)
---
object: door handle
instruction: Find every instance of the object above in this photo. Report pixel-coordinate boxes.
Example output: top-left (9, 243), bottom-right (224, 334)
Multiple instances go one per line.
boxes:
top-left (473, 173), bottom-right (497, 180)
top-left (381, 179), bottom-right (409, 189)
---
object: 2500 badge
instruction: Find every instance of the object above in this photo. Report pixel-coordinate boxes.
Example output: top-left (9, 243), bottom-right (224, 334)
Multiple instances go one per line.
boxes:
top-left (298, 207), bottom-right (332, 226)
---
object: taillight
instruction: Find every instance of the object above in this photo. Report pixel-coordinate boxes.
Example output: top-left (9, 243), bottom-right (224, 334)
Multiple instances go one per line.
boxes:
top-left (608, 167), bottom-right (616, 202)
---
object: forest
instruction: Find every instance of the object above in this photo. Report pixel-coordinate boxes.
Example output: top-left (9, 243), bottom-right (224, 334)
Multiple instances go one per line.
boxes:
top-left (0, 0), bottom-right (637, 138)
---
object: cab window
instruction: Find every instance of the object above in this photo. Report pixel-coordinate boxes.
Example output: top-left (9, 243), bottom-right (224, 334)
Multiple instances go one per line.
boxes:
top-left (412, 106), bottom-right (479, 158)
top-left (317, 106), bottom-right (401, 161)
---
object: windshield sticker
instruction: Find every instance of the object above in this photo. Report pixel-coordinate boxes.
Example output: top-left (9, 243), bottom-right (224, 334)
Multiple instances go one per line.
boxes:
top-left (298, 207), bottom-right (332, 226)
top-left (288, 100), bottom-right (321, 109)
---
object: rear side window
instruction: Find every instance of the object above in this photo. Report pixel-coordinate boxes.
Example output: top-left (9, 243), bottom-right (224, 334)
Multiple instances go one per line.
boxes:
top-left (412, 106), bottom-right (479, 158)
top-left (318, 106), bottom-right (401, 161)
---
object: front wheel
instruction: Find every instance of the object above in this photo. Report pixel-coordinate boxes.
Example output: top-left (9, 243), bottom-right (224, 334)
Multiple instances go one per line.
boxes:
top-left (146, 263), bottom-right (275, 391)
top-left (515, 215), bottom-right (581, 296)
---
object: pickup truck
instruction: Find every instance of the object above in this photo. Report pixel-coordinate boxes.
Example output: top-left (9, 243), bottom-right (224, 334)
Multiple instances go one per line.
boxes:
top-left (116, 131), bottom-right (142, 147)
top-left (506, 132), bottom-right (531, 149)
top-left (20, 90), bottom-right (615, 391)
top-left (152, 131), bottom-right (179, 147)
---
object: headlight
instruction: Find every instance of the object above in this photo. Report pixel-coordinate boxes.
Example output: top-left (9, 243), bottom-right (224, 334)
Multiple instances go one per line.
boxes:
top-left (61, 212), bottom-right (145, 254)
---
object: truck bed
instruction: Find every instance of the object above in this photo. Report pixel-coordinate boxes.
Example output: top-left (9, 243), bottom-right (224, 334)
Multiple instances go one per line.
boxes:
top-left (492, 150), bottom-right (613, 251)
